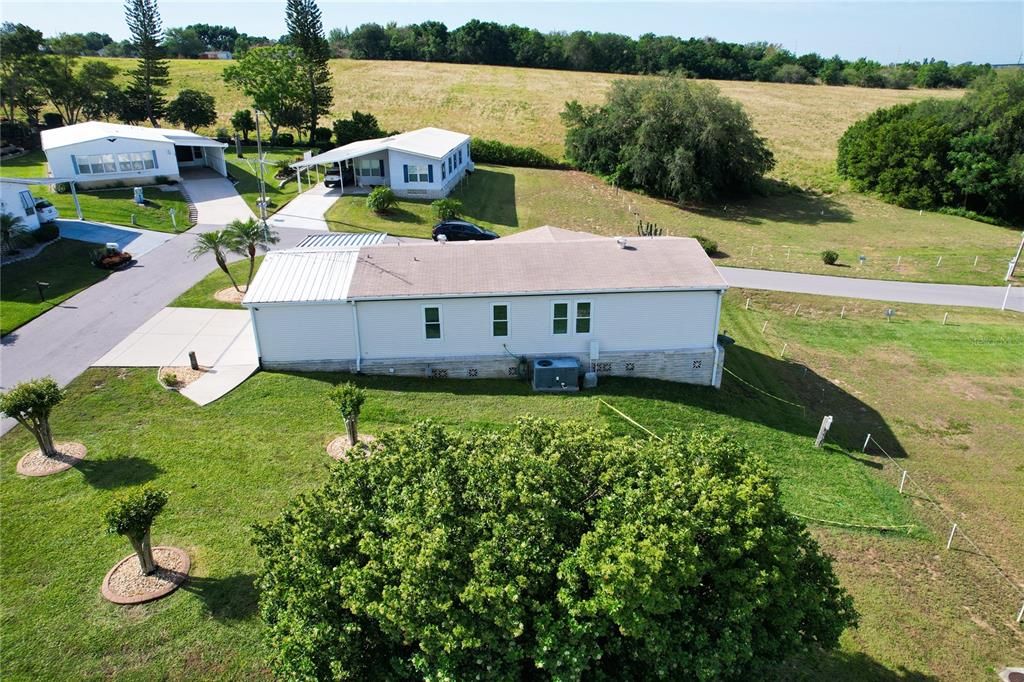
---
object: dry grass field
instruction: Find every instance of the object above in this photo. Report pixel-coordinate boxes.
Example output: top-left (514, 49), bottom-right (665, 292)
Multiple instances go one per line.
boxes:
top-left (96, 57), bottom-right (964, 190)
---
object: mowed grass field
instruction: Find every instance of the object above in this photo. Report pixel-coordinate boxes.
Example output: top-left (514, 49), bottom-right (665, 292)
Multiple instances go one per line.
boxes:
top-left (1, 283), bottom-right (1021, 680)
top-left (327, 164), bottom-right (1020, 285)
top-left (97, 57), bottom-right (964, 191)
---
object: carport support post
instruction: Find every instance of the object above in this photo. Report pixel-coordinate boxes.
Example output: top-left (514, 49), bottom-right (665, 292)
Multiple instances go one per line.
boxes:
top-left (70, 181), bottom-right (82, 220)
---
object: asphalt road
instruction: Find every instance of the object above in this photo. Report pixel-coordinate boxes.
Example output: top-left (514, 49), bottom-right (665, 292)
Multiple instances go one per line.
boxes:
top-left (720, 267), bottom-right (1024, 313)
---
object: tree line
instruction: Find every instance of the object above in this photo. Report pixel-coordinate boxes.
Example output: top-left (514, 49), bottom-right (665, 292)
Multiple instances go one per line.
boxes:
top-left (332, 20), bottom-right (992, 89)
top-left (838, 70), bottom-right (1024, 224)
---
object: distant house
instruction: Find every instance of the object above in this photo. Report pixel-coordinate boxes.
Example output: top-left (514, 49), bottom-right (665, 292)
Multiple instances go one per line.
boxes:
top-left (198, 51), bottom-right (232, 60)
top-left (41, 122), bottom-right (228, 188)
top-left (242, 227), bottom-right (728, 387)
top-left (0, 179), bottom-right (42, 231)
top-left (291, 127), bottom-right (473, 199)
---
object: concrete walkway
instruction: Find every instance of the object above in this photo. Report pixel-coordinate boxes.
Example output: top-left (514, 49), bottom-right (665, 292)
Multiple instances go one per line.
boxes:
top-left (267, 183), bottom-right (337, 232)
top-left (719, 267), bottom-right (1024, 313)
top-left (94, 307), bottom-right (258, 406)
top-left (57, 220), bottom-right (174, 258)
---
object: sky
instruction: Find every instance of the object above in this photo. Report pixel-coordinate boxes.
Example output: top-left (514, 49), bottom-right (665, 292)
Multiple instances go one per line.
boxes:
top-left (1, 1), bottom-right (1021, 65)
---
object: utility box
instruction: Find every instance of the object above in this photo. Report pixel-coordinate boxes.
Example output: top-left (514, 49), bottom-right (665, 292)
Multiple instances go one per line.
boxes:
top-left (531, 358), bottom-right (580, 392)
top-left (133, 187), bottom-right (144, 205)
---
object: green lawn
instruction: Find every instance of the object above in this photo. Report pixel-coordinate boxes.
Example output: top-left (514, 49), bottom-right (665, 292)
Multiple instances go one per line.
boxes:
top-left (326, 164), bottom-right (1020, 285)
top-left (0, 239), bottom-right (110, 335)
top-left (4, 289), bottom-right (1021, 679)
top-left (1, 151), bottom-right (193, 234)
top-left (224, 146), bottom-right (306, 217)
top-left (170, 256), bottom-right (263, 309)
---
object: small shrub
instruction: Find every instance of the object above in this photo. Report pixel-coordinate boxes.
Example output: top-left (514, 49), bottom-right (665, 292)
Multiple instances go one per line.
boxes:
top-left (690, 234), bottom-right (718, 255)
top-left (53, 182), bottom-right (69, 194)
top-left (33, 222), bottom-right (59, 243)
top-left (215, 127), bottom-right (231, 142)
top-left (432, 198), bottom-right (462, 221)
top-left (161, 371), bottom-right (180, 387)
top-left (314, 126), bottom-right (333, 143)
top-left (329, 383), bottom-right (367, 446)
top-left (366, 186), bottom-right (396, 214)
top-left (469, 138), bottom-right (565, 169)
top-left (821, 249), bottom-right (840, 265)
top-left (42, 112), bottom-right (63, 128)
top-left (275, 132), bottom-right (294, 146)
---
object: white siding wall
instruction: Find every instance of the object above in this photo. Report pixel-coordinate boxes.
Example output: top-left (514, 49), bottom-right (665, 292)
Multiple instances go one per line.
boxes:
top-left (44, 139), bottom-right (179, 184)
top-left (351, 151), bottom-right (388, 188)
top-left (388, 142), bottom-right (470, 198)
top-left (0, 182), bottom-right (41, 230)
top-left (251, 303), bottom-right (357, 363)
top-left (356, 291), bottom-right (719, 359)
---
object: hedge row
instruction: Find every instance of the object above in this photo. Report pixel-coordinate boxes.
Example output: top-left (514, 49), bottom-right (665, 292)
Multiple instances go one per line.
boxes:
top-left (470, 138), bottom-right (566, 170)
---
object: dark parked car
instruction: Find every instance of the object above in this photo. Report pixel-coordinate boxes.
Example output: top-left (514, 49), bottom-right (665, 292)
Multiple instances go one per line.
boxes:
top-left (432, 220), bottom-right (499, 242)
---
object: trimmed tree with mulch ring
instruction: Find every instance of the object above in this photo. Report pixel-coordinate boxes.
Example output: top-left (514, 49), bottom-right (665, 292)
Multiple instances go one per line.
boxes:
top-left (2, 376), bottom-right (87, 476)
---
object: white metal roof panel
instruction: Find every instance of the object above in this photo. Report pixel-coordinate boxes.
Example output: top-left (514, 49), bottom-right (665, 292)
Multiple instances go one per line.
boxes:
top-left (295, 232), bottom-right (388, 249)
top-left (41, 122), bottom-right (224, 150)
top-left (291, 127), bottom-right (469, 169)
top-left (242, 249), bottom-right (360, 304)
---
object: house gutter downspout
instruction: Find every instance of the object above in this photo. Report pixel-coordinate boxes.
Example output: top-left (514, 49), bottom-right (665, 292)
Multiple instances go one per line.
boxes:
top-left (711, 289), bottom-right (725, 387)
top-left (351, 300), bottom-right (362, 373)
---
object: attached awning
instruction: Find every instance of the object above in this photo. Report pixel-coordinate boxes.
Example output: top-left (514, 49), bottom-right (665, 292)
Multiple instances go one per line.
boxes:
top-left (164, 135), bottom-right (228, 149)
top-left (290, 137), bottom-right (392, 170)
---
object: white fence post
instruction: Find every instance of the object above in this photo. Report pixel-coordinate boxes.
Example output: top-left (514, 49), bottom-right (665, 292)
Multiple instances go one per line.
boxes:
top-left (794, 304), bottom-right (800, 315)
top-left (780, 343), bottom-right (788, 358)
top-left (745, 297), bottom-right (750, 310)
top-left (814, 416), bottom-right (833, 448)
top-left (942, 313), bottom-right (949, 326)
top-left (946, 523), bottom-right (958, 550)
top-left (761, 321), bottom-right (768, 334)
top-left (1017, 600), bottom-right (1024, 623)
top-left (840, 306), bottom-right (846, 319)
top-left (863, 433), bottom-right (871, 453)
top-left (896, 255), bottom-right (902, 267)
top-left (936, 256), bottom-right (942, 267)
top-left (899, 470), bottom-right (908, 494)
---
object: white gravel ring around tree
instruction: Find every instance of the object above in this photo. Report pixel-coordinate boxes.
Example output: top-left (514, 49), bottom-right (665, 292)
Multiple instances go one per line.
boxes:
top-left (326, 434), bottom-right (376, 461)
top-left (101, 546), bottom-right (191, 605)
top-left (16, 442), bottom-right (87, 477)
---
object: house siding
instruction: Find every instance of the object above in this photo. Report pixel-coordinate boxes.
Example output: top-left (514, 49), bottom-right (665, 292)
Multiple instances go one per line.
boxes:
top-left (45, 138), bottom-right (180, 187)
top-left (387, 142), bottom-right (471, 199)
top-left (0, 182), bottom-right (42, 231)
top-left (251, 289), bottom-right (723, 386)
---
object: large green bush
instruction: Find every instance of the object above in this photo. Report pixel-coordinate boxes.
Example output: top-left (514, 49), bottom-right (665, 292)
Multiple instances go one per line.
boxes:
top-left (837, 71), bottom-right (1024, 223)
top-left (253, 419), bottom-right (856, 680)
top-left (431, 198), bottom-right (462, 220)
top-left (365, 186), bottom-right (396, 213)
top-left (562, 76), bottom-right (775, 203)
top-left (469, 137), bottom-right (565, 169)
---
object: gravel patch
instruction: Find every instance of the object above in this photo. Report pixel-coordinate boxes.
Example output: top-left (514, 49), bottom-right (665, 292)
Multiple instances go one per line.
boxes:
top-left (214, 286), bottom-right (246, 304)
top-left (326, 434), bottom-right (376, 461)
top-left (101, 546), bottom-right (191, 605)
top-left (159, 366), bottom-right (206, 390)
top-left (16, 442), bottom-right (87, 477)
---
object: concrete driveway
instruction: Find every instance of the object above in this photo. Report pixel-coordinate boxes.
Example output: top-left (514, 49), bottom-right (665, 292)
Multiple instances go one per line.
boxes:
top-left (57, 220), bottom-right (173, 258)
top-left (94, 307), bottom-right (258, 406)
top-left (267, 183), bottom-right (337, 232)
top-left (179, 169), bottom-right (255, 226)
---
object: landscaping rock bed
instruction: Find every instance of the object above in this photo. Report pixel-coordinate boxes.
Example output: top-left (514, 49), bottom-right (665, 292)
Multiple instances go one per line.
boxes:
top-left (158, 366), bottom-right (206, 391)
top-left (101, 546), bottom-right (190, 605)
top-left (214, 287), bottom-right (246, 304)
top-left (16, 442), bottom-right (87, 477)
top-left (326, 434), bottom-right (376, 461)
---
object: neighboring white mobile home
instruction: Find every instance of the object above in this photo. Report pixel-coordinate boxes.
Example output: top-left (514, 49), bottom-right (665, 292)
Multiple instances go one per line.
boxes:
top-left (243, 227), bottom-right (728, 387)
top-left (291, 127), bottom-right (472, 199)
top-left (0, 179), bottom-right (43, 231)
top-left (41, 122), bottom-right (228, 188)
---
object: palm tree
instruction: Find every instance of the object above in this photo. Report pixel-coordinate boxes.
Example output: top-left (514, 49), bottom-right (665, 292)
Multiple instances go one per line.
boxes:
top-left (1, 212), bottom-right (27, 254)
top-left (189, 230), bottom-right (242, 292)
top-left (226, 218), bottom-right (279, 288)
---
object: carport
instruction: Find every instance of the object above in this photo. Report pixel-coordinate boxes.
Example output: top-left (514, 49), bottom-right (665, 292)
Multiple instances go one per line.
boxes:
top-left (167, 135), bottom-right (228, 177)
top-left (0, 175), bottom-right (84, 219)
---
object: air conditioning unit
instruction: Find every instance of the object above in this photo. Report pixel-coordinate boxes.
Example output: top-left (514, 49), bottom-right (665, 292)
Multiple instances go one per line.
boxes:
top-left (531, 357), bottom-right (580, 392)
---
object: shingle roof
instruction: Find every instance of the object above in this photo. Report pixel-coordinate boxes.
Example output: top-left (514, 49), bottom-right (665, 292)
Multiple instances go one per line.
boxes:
top-left (41, 122), bottom-right (225, 150)
top-left (348, 231), bottom-right (726, 299)
top-left (243, 228), bottom-right (727, 305)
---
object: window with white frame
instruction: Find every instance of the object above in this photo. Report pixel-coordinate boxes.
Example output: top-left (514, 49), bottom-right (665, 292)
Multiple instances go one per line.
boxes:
top-left (575, 301), bottom-right (592, 334)
top-left (356, 158), bottom-right (382, 177)
top-left (492, 304), bottom-right (509, 337)
top-left (74, 151), bottom-right (156, 175)
top-left (552, 302), bottom-right (569, 335)
top-left (407, 164), bottom-right (430, 182)
top-left (423, 306), bottom-right (442, 339)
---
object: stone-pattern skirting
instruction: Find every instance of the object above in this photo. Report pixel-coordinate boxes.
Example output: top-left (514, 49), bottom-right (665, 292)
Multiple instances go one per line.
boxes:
top-left (263, 346), bottom-right (722, 387)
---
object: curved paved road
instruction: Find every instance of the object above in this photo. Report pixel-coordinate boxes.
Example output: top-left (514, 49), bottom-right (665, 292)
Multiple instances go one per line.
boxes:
top-left (720, 267), bottom-right (1023, 313)
top-left (0, 173), bottom-right (321, 434)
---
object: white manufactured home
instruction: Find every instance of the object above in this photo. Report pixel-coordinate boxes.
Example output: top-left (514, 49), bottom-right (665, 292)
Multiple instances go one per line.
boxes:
top-left (243, 227), bottom-right (729, 387)
top-left (0, 179), bottom-right (43, 231)
top-left (41, 122), bottom-right (228, 188)
top-left (291, 127), bottom-right (472, 199)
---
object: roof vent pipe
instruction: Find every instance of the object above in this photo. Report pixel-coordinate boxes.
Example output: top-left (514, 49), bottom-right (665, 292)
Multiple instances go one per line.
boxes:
top-left (615, 237), bottom-right (627, 249)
